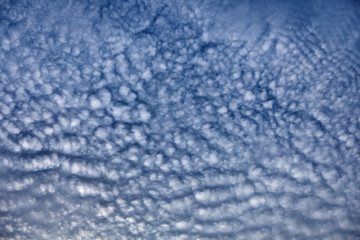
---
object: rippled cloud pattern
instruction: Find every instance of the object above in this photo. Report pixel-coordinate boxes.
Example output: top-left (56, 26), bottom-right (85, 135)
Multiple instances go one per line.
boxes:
top-left (0, 0), bottom-right (360, 239)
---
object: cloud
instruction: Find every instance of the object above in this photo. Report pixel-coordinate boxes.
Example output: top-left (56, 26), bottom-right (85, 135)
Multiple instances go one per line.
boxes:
top-left (0, 0), bottom-right (360, 239)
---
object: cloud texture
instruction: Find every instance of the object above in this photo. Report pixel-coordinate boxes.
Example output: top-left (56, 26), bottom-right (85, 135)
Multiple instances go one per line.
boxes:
top-left (0, 0), bottom-right (360, 239)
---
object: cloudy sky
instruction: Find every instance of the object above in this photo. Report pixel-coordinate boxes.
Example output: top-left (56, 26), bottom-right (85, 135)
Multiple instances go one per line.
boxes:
top-left (0, 0), bottom-right (359, 239)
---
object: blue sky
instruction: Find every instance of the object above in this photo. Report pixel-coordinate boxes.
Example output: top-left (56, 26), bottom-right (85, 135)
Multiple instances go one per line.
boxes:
top-left (0, 0), bottom-right (359, 239)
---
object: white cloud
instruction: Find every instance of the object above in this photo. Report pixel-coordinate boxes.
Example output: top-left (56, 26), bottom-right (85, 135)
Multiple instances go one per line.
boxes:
top-left (89, 95), bottom-right (102, 109)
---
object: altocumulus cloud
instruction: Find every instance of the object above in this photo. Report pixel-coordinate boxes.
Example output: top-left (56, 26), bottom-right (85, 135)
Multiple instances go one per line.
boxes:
top-left (0, 0), bottom-right (360, 239)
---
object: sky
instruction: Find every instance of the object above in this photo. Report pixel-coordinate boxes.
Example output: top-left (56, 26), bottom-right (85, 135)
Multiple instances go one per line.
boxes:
top-left (0, 0), bottom-right (360, 239)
